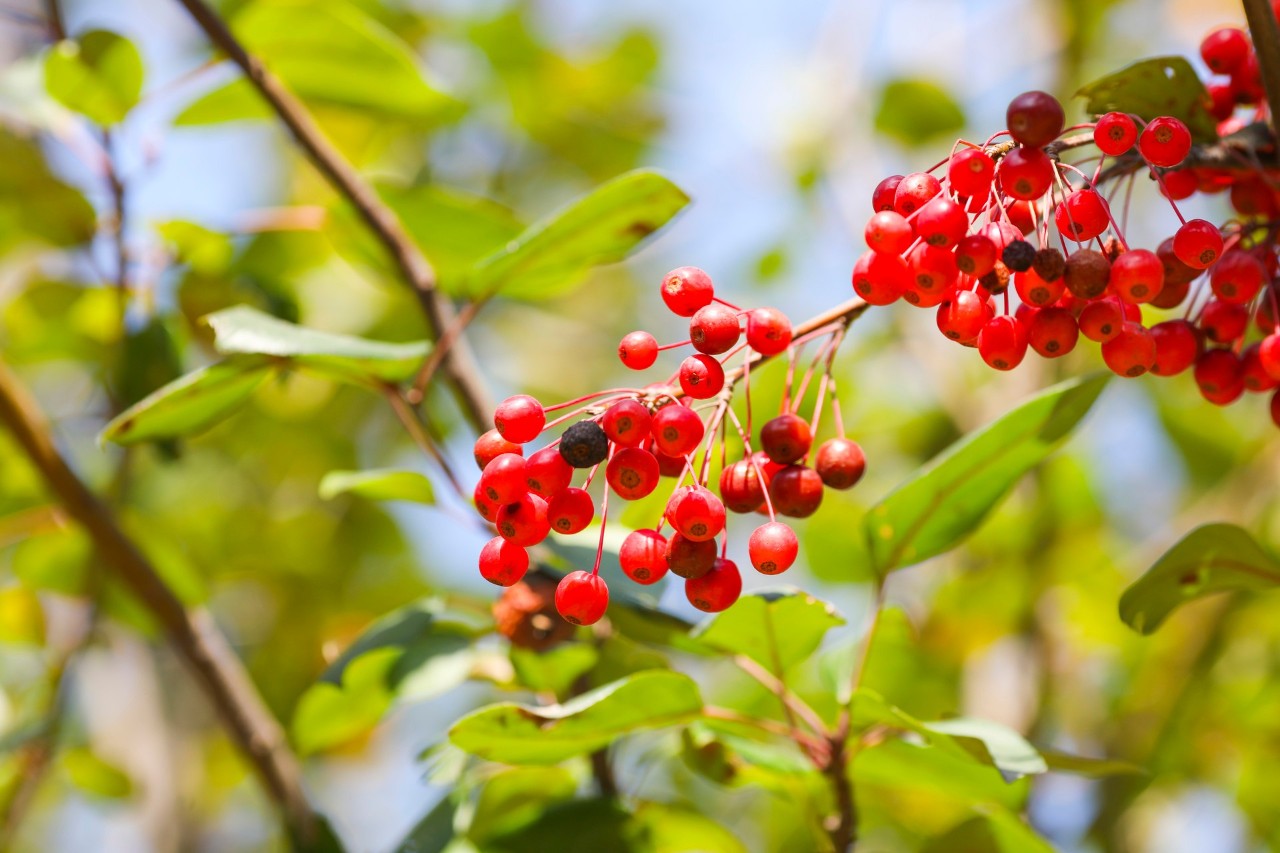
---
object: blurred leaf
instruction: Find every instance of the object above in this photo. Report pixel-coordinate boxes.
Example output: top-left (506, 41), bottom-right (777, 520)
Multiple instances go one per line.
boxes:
top-left (44, 31), bottom-right (143, 125)
top-left (61, 747), bottom-right (133, 800)
top-left (157, 221), bottom-right (235, 275)
top-left (467, 766), bottom-right (577, 846)
top-left (0, 586), bottom-right (45, 645)
top-left (0, 130), bottom-right (96, 249)
top-left (292, 646), bottom-right (398, 755)
top-left (12, 527), bottom-right (91, 595)
top-left (478, 798), bottom-right (746, 853)
top-left (319, 469), bottom-right (435, 505)
top-left (449, 670), bottom-right (702, 764)
top-left (864, 373), bottom-right (1109, 574)
top-left (1119, 523), bottom-right (1280, 634)
top-left (1039, 749), bottom-right (1146, 777)
top-left (1075, 56), bottom-right (1217, 142)
top-left (691, 588), bottom-right (845, 674)
top-left (855, 738), bottom-right (1025, 810)
top-left (320, 598), bottom-right (487, 687)
top-left (923, 718), bottom-right (1047, 780)
top-left (176, 0), bottom-right (460, 125)
top-left (921, 810), bottom-right (1053, 853)
top-left (100, 357), bottom-right (273, 445)
top-left (873, 78), bottom-right (965, 146)
top-left (510, 643), bottom-right (599, 696)
top-left (114, 316), bottom-right (183, 411)
top-left (462, 170), bottom-right (690, 300)
top-left (391, 794), bottom-right (455, 853)
top-left (205, 305), bottom-right (429, 384)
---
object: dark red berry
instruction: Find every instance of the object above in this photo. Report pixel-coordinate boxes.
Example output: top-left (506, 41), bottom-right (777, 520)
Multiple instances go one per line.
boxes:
top-left (768, 464), bottom-right (824, 518)
top-left (872, 175), bottom-right (903, 212)
top-left (1195, 348), bottom-right (1245, 405)
top-left (1150, 320), bottom-right (1200, 376)
top-left (686, 558), bottom-right (742, 613)
top-left (814, 438), bottom-right (866, 489)
top-left (665, 533), bottom-right (717, 579)
top-left (1200, 299), bottom-right (1248, 344)
top-left (719, 459), bottom-right (765, 513)
top-left (760, 413), bottom-right (813, 465)
top-left (1006, 90), bottom-right (1065, 148)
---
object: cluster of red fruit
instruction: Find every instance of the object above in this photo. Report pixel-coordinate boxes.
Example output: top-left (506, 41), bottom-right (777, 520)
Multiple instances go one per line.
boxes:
top-left (471, 267), bottom-right (866, 625)
top-left (852, 20), bottom-right (1280, 430)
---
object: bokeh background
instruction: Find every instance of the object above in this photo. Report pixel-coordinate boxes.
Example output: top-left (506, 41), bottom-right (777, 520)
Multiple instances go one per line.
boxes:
top-left (2, 0), bottom-right (1279, 851)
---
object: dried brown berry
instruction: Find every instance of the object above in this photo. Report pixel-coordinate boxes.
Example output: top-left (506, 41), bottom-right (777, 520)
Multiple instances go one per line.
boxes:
top-left (1032, 247), bottom-right (1066, 282)
top-left (1064, 249), bottom-right (1111, 300)
top-left (981, 260), bottom-right (1012, 294)
top-left (493, 573), bottom-right (575, 651)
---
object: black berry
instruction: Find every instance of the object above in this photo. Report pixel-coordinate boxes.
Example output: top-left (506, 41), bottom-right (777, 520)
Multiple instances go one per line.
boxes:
top-left (559, 421), bottom-right (609, 469)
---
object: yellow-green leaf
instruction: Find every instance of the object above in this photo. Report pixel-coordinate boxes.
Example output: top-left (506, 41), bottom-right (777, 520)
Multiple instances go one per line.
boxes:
top-left (44, 31), bottom-right (144, 126)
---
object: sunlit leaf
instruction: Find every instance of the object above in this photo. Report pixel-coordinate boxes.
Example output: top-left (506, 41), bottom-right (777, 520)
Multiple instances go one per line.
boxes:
top-left (475, 798), bottom-right (747, 853)
top-left (864, 373), bottom-right (1109, 574)
top-left (1076, 56), bottom-right (1217, 142)
top-left (1039, 749), bottom-right (1146, 778)
top-left (922, 810), bottom-right (1054, 853)
top-left (510, 643), bottom-right (599, 696)
top-left (318, 469), bottom-right (435, 505)
top-left (44, 31), bottom-right (143, 126)
top-left (0, 130), bottom-right (96, 249)
top-left (467, 767), bottom-right (578, 846)
top-left (873, 78), bottom-right (966, 146)
top-left (292, 647), bottom-right (398, 756)
top-left (462, 169), bottom-right (690, 300)
top-left (691, 589), bottom-right (844, 674)
top-left (62, 747), bottom-right (134, 800)
top-left (1119, 523), bottom-right (1280, 634)
top-left (923, 717), bottom-right (1047, 780)
top-left (449, 670), bottom-right (702, 764)
top-left (156, 220), bottom-right (235, 275)
top-left (390, 796), bottom-right (455, 853)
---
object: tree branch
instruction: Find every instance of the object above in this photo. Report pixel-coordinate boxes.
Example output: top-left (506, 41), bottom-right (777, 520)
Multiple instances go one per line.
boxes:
top-left (170, 0), bottom-right (492, 429)
top-left (0, 360), bottom-right (320, 844)
top-left (1243, 0), bottom-right (1280, 134)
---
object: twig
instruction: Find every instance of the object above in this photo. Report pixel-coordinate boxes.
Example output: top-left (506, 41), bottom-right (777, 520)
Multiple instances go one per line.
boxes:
top-left (382, 386), bottom-right (466, 500)
top-left (102, 129), bottom-right (128, 322)
top-left (0, 359), bottom-right (320, 843)
top-left (170, 0), bottom-right (492, 429)
top-left (1243, 0), bottom-right (1280, 133)
top-left (42, 0), bottom-right (64, 39)
top-left (731, 654), bottom-right (828, 736)
top-left (405, 300), bottom-right (483, 406)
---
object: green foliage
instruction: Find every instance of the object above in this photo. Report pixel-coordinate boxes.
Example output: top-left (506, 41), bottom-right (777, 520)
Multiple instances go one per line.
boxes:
top-left (292, 647), bottom-right (399, 756)
top-left (873, 78), bottom-right (966, 146)
top-left (100, 358), bottom-right (273, 445)
top-left (61, 747), bottom-right (134, 800)
top-left (1076, 56), bottom-right (1217, 142)
top-left (0, 130), bottom-right (96, 250)
top-left (692, 589), bottom-right (845, 674)
top-left (318, 469), bottom-right (435, 505)
top-left (1120, 523), bottom-right (1280, 634)
top-left (471, 799), bottom-right (746, 853)
top-left (44, 31), bottom-right (143, 126)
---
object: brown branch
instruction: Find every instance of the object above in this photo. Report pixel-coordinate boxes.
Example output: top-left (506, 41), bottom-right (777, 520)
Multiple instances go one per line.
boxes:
top-left (1243, 0), bottom-right (1280, 134)
top-left (0, 359), bottom-right (320, 843)
top-left (824, 734), bottom-right (855, 851)
top-left (170, 0), bottom-right (491, 429)
top-left (42, 0), bottom-right (64, 39)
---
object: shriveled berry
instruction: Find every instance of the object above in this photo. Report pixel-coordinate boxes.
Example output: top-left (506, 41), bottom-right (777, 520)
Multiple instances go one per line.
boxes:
top-left (478, 537), bottom-right (529, 587)
top-left (760, 413), bottom-right (813, 465)
top-left (665, 533), bottom-right (717, 579)
top-left (605, 447), bottom-right (660, 500)
top-left (686, 558), bottom-right (742, 613)
top-left (720, 458), bottom-right (766, 513)
top-left (525, 446), bottom-right (574, 498)
top-left (1001, 240), bottom-right (1036, 273)
top-left (619, 331), bottom-right (658, 370)
top-left (555, 571), bottom-right (609, 625)
top-left (619, 529), bottom-right (668, 584)
top-left (1063, 249), bottom-right (1110, 299)
top-left (1006, 90), bottom-right (1065, 148)
top-left (601, 399), bottom-right (651, 448)
top-left (661, 266), bottom-right (715, 316)
top-left (748, 522), bottom-right (799, 575)
top-left (651, 404), bottom-right (704, 457)
top-left (768, 464), bottom-right (824, 518)
top-left (689, 304), bottom-right (742, 355)
top-left (746, 308), bottom-right (793, 356)
top-left (559, 421), bottom-right (609, 469)
top-left (475, 429), bottom-right (522, 471)
top-left (494, 395), bottom-right (546, 444)
top-left (814, 438), bottom-right (866, 489)
top-left (1032, 247), bottom-right (1066, 282)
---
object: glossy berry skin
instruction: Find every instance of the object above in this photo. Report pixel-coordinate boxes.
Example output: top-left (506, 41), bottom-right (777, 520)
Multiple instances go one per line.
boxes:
top-left (689, 304), bottom-right (742, 355)
top-left (977, 315), bottom-right (1029, 370)
top-left (480, 453), bottom-right (528, 505)
top-left (494, 395), bottom-right (545, 444)
top-left (524, 446), bottom-right (574, 498)
top-left (872, 175), bottom-right (903, 211)
top-left (948, 148), bottom-right (995, 199)
top-left (605, 447), bottom-right (660, 500)
top-left (720, 459), bottom-right (766, 513)
top-left (686, 558), bottom-right (742, 613)
top-left (661, 266), bottom-right (715, 316)
top-left (559, 421), bottom-right (610, 469)
top-left (864, 211), bottom-right (914, 256)
top-left (746, 308), bottom-right (793, 356)
top-left (1242, 344), bottom-right (1279, 393)
top-left (814, 438), bottom-right (866, 489)
top-left (495, 493), bottom-right (550, 547)
top-left (1260, 333), bottom-right (1280, 380)
top-left (474, 429), bottom-right (522, 471)
top-left (749, 522), bottom-right (799, 575)
top-left (915, 197), bottom-right (968, 248)
top-left (998, 147), bottom-right (1054, 201)
top-left (1201, 27), bottom-right (1251, 75)
top-left (907, 244), bottom-right (958, 297)
top-left (1027, 307), bottom-right (1079, 358)
top-left (1006, 90), bottom-right (1065, 148)
top-left (651, 404), bottom-right (704, 458)
top-left (1150, 320), bottom-right (1200, 376)
top-left (1195, 348), bottom-right (1246, 406)
top-left (679, 354), bottom-right (726, 399)
top-left (619, 331), bottom-right (658, 370)
top-left (1200, 300), bottom-right (1248, 344)
top-left (547, 487), bottom-right (594, 535)
top-left (760, 414), bottom-right (813, 465)
top-left (1078, 300), bottom-right (1126, 343)
top-left (478, 537), bottom-right (529, 587)
top-left (601, 399), bottom-right (651, 448)
top-left (1014, 268), bottom-right (1064, 308)
top-left (1101, 322), bottom-right (1156, 377)
top-left (1055, 189), bottom-right (1110, 242)
top-left (1109, 249), bottom-right (1164, 304)
top-left (768, 465), bottom-right (824, 518)
top-left (956, 235), bottom-right (998, 277)
top-left (852, 251), bottom-right (908, 305)
top-left (936, 290), bottom-right (991, 343)
top-left (667, 486), bottom-right (727, 542)
top-left (473, 482), bottom-right (497, 522)
top-left (1139, 116), bottom-right (1192, 168)
top-left (892, 172), bottom-right (941, 216)
top-left (1172, 219), bottom-right (1224, 269)
top-left (1094, 111), bottom-right (1137, 155)
top-left (1209, 251), bottom-right (1265, 304)
top-left (665, 533), bottom-right (717, 579)
top-left (555, 571), bottom-right (609, 626)
top-left (619, 529), bottom-right (669, 584)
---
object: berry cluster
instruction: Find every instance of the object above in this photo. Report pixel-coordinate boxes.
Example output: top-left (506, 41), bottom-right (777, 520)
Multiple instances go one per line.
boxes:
top-left (853, 20), bottom-right (1280, 430)
top-left (473, 268), bottom-right (867, 624)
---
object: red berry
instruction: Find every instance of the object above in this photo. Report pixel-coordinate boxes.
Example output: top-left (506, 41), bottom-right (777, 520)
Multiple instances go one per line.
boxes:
top-left (618, 331), bottom-right (658, 370)
top-left (907, 243), bottom-right (959, 296)
top-left (474, 429), bottom-right (522, 471)
top-left (1109, 249), bottom-right (1164, 304)
top-left (619, 529), bottom-right (668, 584)
top-left (524, 446), bottom-right (574, 498)
top-left (1172, 219), bottom-right (1224, 270)
top-left (1055, 189), bottom-right (1111, 242)
top-left (977, 315), bottom-right (1028, 370)
top-left (936, 290), bottom-right (992, 344)
top-left (1079, 299), bottom-right (1125, 343)
top-left (864, 211), bottom-right (915, 256)
top-left (915, 197), bottom-right (969, 248)
top-left (667, 485), bottom-right (727, 542)
top-left (748, 522), bottom-right (799, 575)
top-left (768, 464), bottom-right (824, 518)
top-left (494, 395), bottom-right (546, 444)
top-left (601, 399), bottom-right (652, 448)
top-left (665, 533), bottom-right (717, 579)
top-left (760, 413), bottom-right (813, 465)
top-left (689, 304), bottom-right (742, 355)
top-left (1194, 348), bottom-right (1246, 405)
top-left (679, 353), bottom-right (726, 400)
top-left (495, 493), bottom-right (551, 546)
top-left (956, 234), bottom-right (998, 277)
top-left (1260, 333), bottom-right (1280, 380)
top-left (1026, 307), bottom-right (1079, 358)
top-left (1209, 251), bottom-right (1265, 304)
top-left (719, 459), bottom-right (766, 513)
top-left (652, 403), bottom-right (705, 457)
top-left (1159, 169), bottom-right (1198, 201)
top-left (892, 172), bottom-right (941, 216)
top-left (661, 266), bottom-right (715, 316)
top-left (1014, 268), bottom-right (1065, 308)
top-left (948, 148), bottom-right (995, 199)
top-left (998, 147), bottom-right (1054, 201)
top-left (650, 441), bottom-right (687, 478)
top-left (1093, 112), bottom-right (1137, 156)
top-left (480, 453), bottom-right (528, 504)
top-left (473, 481), bottom-right (497, 522)
top-left (872, 175), bottom-right (903, 212)
top-left (555, 571), bottom-right (609, 625)
top-left (605, 447), bottom-right (660, 500)
top-left (1150, 320), bottom-right (1200, 376)
top-left (1200, 27), bottom-right (1251, 75)
top-left (745, 308), bottom-right (793, 356)
top-left (1139, 117), bottom-right (1192, 168)
top-left (1242, 343), bottom-right (1279, 392)
top-left (686, 558), bottom-right (742, 613)
top-left (1200, 299), bottom-right (1248, 344)
top-left (852, 250), bottom-right (908, 305)
top-left (1207, 81), bottom-right (1236, 120)
top-left (814, 438), bottom-right (866, 489)
top-left (1006, 90), bottom-right (1065, 148)
top-left (547, 487), bottom-right (594, 535)
top-left (1101, 321), bottom-right (1156, 377)
top-left (478, 537), bottom-right (529, 587)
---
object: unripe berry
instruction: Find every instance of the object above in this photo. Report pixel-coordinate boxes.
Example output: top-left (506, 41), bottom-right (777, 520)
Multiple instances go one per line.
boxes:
top-left (686, 558), bottom-right (742, 613)
top-left (494, 395), bottom-right (546, 444)
top-left (1006, 90), bottom-right (1065, 148)
top-left (814, 438), bottom-right (866, 489)
top-left (748, 522), bottom-right (799, 575)
top-left (478, 537), bottom-right (529, 587)
top-left (760, 413), bottom-right (813, 465)
top-left (619, 528), bottom-right (669, 584)
top-left (661, 266), bottom-right (715, 316)
top-left (555, 571), bottom-right (608, 625)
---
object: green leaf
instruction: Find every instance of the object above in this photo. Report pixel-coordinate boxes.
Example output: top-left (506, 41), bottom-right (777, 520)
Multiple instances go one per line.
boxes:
top-left (44, 31), bottom-right (143, 126)
top-left (864, 373), bottom-right (1109, 574)
top-left (175, 0), bottom-right (460, 125)
top-left (156, 220), bottom-right (235, 275)
top-left (292, 647), bottom-right (398, 756)
top-left (1119, 523), bottom-right (1280, 634)
top-left (510, 643), bottom-right (599, 696)
top-left (100, 357), bottom-right (273, 445)
top-left (462, 169), bottom-right (690, 300)
top-left (691, 588), bottom-right (844, 674)
top-left (391, 795), bottom-right (455, 853)
top-left (467, 767), bottom-right (578, 846)
top-left (922, 810), bottom-right (1054, 853)
top-left (448, 670), bottom-right (702, 764)
top-left (0, 129), bottom-right (96, 249)
top-left (873, 78), bottom-right (966, 146)
top-left (204, 305), bottom-right (429, 384)
top-left (1076, 56), bottom-right (1217, 143)
top-left (923, 718), bottom-right (1048, 780)
top-left (62, 747), bottom-right (133, 800)
top-left (1039, 749), bottom-right (1146, 778)
top-left (319, 469), bottom-right (435, 505)
top-left (0, 586), bottom-right (45, 645)
top-left (477, 799), bottom-right (746, 853)
top-left (855, 738), bottom-right (1025, 809)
